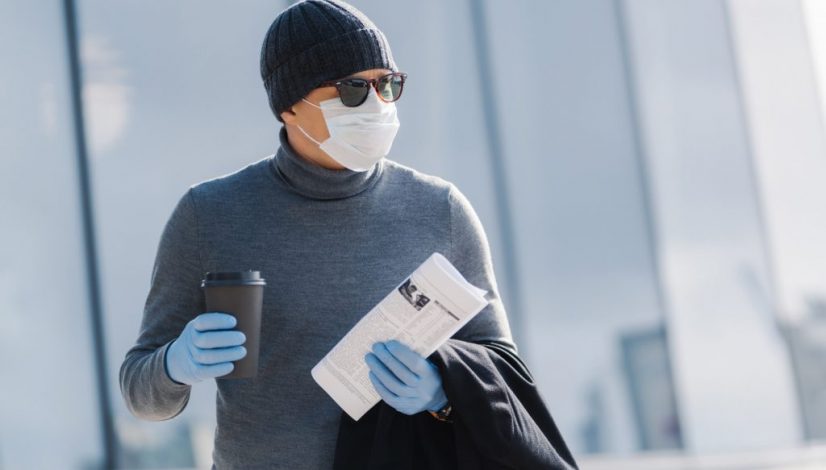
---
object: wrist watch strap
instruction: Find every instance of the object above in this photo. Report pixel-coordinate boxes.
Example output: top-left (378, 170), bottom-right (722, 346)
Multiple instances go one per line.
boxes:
top-left (428, 403), bottom-right (453, 423)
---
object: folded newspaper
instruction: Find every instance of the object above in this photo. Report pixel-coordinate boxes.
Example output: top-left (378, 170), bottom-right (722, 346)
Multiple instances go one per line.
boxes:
top-left (311, 251), bottom-right (489, 421)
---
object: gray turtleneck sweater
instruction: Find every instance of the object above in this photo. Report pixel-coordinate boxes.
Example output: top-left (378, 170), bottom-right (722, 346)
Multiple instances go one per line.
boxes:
top-left (119, 127), bottom-right (518, 469)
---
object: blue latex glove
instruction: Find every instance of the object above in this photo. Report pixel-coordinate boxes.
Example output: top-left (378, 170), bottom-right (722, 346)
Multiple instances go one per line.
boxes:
top-left (364, 340), bottom-right (449, 415)
top-left (165, 312), bottom-right (247, 385)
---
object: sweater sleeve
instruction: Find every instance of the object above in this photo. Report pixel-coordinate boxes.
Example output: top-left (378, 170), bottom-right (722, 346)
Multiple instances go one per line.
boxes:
top-left (119, 188), bottom-right (206, 421)
top-left (446, 183), bottom-right (518, 356)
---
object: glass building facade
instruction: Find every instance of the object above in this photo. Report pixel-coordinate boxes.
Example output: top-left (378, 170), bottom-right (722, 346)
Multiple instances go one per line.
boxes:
top-left (2, 0), bottom-right (826, 468)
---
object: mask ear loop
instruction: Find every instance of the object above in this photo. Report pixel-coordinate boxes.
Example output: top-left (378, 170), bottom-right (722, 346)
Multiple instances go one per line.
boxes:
top-left (295, 123), bottom-right (323, 146)
top-left (302, 98), bottom-right (322, 110)
top-left (294, 98), bottom-right (325, 146)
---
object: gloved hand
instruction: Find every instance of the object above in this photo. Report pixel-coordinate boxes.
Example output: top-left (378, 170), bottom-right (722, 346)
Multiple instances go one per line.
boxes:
top-left (364, 339), bottom-right (449, 415)
top-left (164, 312), bottom-right (247, 385)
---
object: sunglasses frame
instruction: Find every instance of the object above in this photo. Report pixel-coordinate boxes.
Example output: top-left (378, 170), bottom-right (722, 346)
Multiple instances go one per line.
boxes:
top-left (318, 72), bottom-right (408, 107)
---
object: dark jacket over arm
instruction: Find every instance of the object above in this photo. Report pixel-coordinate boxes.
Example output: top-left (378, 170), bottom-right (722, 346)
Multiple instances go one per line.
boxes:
top-left (332, 338), bottom-right (578, 470)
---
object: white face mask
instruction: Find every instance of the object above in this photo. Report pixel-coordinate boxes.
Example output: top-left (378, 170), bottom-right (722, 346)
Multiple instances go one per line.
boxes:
top-left (296, 90), bottom-right (400, 172)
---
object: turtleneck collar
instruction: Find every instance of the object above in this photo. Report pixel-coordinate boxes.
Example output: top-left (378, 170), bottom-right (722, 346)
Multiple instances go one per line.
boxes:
top-left (269, 126), bottom-right (384, 200)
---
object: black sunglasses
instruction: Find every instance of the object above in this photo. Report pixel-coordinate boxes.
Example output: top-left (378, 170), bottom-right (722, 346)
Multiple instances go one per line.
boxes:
top-left (318, 72), bottom-right (407, 107)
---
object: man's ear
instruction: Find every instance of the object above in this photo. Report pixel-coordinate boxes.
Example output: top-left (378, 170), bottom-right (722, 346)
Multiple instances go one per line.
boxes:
top-left (280, 106), bottom-right (297, 125)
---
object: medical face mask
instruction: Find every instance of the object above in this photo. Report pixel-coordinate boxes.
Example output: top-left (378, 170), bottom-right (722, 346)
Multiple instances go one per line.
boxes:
top-left (296, 91), bottom-right (400, 172)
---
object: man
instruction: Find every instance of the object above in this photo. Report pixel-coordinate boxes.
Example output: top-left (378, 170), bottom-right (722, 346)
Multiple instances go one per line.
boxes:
top-left (120, 1), bottom-right (518, 468)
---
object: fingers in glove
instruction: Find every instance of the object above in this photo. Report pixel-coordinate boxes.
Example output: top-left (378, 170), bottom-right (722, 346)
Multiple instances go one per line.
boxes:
top-left (384, 340), bottom-right (430, 377)
top-left (371, 342), bottom-right (420, 386)
top-left (192, 329), bottom-right (246, 349)
top-left (192, 345), bottom-right (247, 365)
top-left (368, 372), bottom-right (421, 415)
top-left (365, 353), bottom-right (417, 398)
top-left (192, 312), bottom-right (237, 331)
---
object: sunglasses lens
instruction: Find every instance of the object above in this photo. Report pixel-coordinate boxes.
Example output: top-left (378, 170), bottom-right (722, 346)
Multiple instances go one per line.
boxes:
top-left (377, 74), bottom-right (404, 102)
top-left (339, 80), bottom-right (370, 107)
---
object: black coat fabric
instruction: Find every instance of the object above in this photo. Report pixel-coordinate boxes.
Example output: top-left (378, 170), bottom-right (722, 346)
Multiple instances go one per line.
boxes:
top-left (332, 339), bottom-right (579, 469)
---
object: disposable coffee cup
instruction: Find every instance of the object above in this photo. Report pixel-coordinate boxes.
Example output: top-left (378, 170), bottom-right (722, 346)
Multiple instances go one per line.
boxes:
top-left (201, 270), bottom-right (266, 379)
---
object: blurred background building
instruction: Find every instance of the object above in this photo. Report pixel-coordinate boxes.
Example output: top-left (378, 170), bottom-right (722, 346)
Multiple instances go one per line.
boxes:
top-left (2, 0), bottom-right (826, 468)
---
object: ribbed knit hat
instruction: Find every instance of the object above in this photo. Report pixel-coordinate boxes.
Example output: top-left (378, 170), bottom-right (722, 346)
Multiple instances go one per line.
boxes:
top-left (260, 0), bottom-right (397, 122)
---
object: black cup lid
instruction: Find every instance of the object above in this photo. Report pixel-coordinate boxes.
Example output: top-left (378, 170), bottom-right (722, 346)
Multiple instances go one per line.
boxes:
top-left (201, 270), bottom-right (266, 287)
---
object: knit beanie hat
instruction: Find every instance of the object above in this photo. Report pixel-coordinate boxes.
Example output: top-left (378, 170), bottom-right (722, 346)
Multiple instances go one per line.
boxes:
top-left (260, 0), bottom-right (398, 122)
